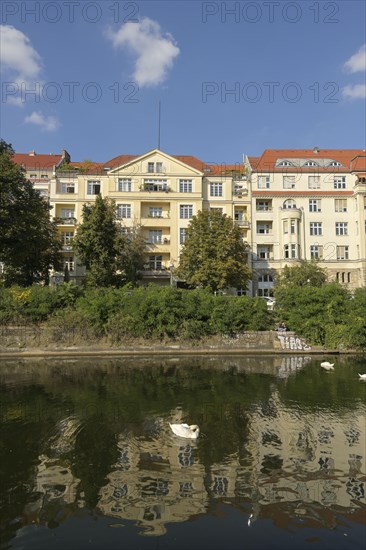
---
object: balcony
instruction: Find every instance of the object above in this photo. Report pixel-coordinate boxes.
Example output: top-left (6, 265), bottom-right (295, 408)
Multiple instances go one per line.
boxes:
top-left (54, 217), bottom-right (77, 225)
top-left (235, 219), bottom-right (250, 228)
top-left (140, 184), bottom-right (170, 193)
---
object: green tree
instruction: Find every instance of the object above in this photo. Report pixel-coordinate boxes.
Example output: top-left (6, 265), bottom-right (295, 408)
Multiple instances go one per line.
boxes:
top-left (73, 195), bottom-right (147, 287)
top-left (275, 260), bottom-right (328, 289)
top-left (0, 139), bottom-right (62, 286)
top-left (178, 209), bottom-right (251, 292)
top-left (73, 195), bottom-right (120, 287)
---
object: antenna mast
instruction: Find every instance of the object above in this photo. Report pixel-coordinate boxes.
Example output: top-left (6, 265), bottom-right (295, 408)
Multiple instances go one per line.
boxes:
top-left (158, 101), bottom-right (161, 150)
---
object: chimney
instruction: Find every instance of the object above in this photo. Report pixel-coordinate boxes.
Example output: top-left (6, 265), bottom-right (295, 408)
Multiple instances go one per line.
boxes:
top-left (313, 147), bottom-right (319, 154)
top-left (28, 150), bottom-right (36, 156)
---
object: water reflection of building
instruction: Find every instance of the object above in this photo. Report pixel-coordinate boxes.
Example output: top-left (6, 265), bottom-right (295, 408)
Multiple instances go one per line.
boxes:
top-left (97, 425), bottom-right (207, 536)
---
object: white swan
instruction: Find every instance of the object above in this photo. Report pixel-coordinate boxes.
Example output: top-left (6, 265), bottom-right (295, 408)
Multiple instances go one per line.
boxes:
top-left (358, 373), bottom-right (366, 380)
top-left (320, 361), bottom-right (335, 370)
top-left (169, 423), bottom-right (200, 439)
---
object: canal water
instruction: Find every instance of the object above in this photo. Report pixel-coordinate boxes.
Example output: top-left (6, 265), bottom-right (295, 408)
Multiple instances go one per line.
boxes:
top-left (0, 355), bottom-right (365, 550)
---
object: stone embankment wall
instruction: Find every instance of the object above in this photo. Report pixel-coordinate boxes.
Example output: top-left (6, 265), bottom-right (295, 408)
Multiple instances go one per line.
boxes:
top-left (0, 325), bottom-right (319, 355)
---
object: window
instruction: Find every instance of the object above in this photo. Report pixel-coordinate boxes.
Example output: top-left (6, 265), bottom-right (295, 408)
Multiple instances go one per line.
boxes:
top-left (283, 176), bottom-right (296, 189)
top-left (149, 255), bottom-right (162, 270)
top-left (310, 222), bottom-right (322, 236)
top-left (258, 274), bottom-right (273, 283)
top-left (284, 244), bottom-right (298, 259)
top-left (278, 161), bottom-right (292, 166)
top-left (283, 220), bottom-right (288, 234)
top-left (258, 176), bottom-right (270, 189)
top-left (257, 222), bottom-right (271, 234)
top-left (257, 246), bottom-right (271, 259)
top-left (179, 179), bottom-right (192, 193)
top-left (180, 228), bottom-right (187, 245)
top-left (210, 182), bottom-right (223, 197)
top-left (180, 205), bottom-right (193, 219)
top-left (149, 207), bottom-right (163, 218)
top-left (335, 199), bottom-right (347, 212)
top-left (117, 204), bottom-right (131, 219)
top-left (336, 246), bottom-right (349, 260)
top-left (149, 230), bottom-right (162, 244)
top-left (334, 176), bottom-right (346, 189)
top-left (308, 176), bottom-right (320, 189)
top-left (309, 199), bottom-right (321, 212)
top-left (329, 161), bottom-right (342, 167)
top-left (304, 160), bottom-right (318, 166)
top-left (143, 179), bottom-right (169, 192)
top-left (256, 200), bottom-right (271, 211)
top-left (40, 174), bottom-right (48, 180)
top-left (147, 162), bottom-right (163, 173)
top-left (62, 231), bottom-right (74, 245)
top-left (118, 178), bottom-right (132, 192)
top-left (310, 245), bottom-right (323, 259)
top-left (63, 256), bottom-right (74, 272)
top-left (283, 199), bottom-right (296, 209)
top-left (61, 208), bottom-right (75, 220)
top-left (87, 180), bottom-right (101, 195)
top-left (335, 222), bottom-right (348, 236)
top-left (234, 210), bottom-right (245, 221)
top-left (29, 174), bottom-right (37, 179)
top-left (61, 182), bottom-right (75, 193)
top-left (291, 220), bottom-right (296, 234)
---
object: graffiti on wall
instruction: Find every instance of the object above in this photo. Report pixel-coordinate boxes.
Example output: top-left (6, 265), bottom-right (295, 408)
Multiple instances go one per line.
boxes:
top-left (277, 334), bottom-right (311, 351)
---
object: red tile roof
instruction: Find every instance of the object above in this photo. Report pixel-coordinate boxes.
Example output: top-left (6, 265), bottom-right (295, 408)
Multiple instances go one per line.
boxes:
top-left (251, 149), bottom-right (365, 172)
top-left (13, 152), bottom-right (63, 170)
top-left (350, 155), bottom-right (366, 172)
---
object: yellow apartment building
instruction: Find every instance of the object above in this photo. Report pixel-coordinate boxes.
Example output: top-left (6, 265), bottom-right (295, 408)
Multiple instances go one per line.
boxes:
top-left (11, 146), bottom-right (366, 294)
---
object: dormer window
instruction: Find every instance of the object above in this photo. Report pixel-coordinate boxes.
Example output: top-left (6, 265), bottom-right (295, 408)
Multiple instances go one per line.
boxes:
top-left (278, 161), bottom-right (293, 167)
top-left (329, 161), bottom-right (342, 167)
top-left (304, 161), bottom-right (318, 167)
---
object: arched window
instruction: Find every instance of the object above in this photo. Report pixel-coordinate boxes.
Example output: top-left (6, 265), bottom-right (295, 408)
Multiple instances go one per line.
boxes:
top-left (304, 160), bottom-right (318, 167)
top-left (329, 161), bottom-right (342, 167)
top-left (278, 161), bottom-right (293, 167)
top-left (283, 199), bottom-right (297, 209)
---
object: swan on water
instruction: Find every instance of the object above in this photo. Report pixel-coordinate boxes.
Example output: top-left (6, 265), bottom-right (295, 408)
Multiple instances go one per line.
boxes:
top-left (169, 423), bottom-right (200, 439)
top-left (358, 373), bottom-right (366, 380)
top-left (320, 362), bottom-right (334, 370)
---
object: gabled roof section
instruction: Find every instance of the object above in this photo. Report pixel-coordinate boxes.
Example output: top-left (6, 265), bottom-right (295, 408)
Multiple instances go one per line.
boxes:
top-left (13, 152), bottom-right (64, 170)
top-left (105, 149), bottom-right (206, 175)
top-left (252, 149), bottom-right (365, 172)
top-left (350, 155), bottom-right (366, 172)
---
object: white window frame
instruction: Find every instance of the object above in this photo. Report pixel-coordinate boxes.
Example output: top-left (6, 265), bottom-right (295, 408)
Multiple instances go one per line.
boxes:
top-left (310, 245), bottom-right (323, 259)
top-left (258, 176), bottom-right (270, 189)
top-left (180, 205), bottom-right (193, 219)
top-left (310, 222), bottom-right (322, 236)
top-left (179, 179), bottom-right (193, 193)
top-left (61, 208), bottom-right (75, 219)
top-left (180, 228), bottom-right (187, 245)
top-left (256, 200), bottom-right (271, 211)
top-left (61, 182), bottom-right (75, 194)
top-left (149, 255), bottom-right (163, 270)
top-left (118, 178), bottom-right (132, 192)
top-left (257, 223), bottom-right (271, 235)
top-left (334, 199), bottom-right (347, 212)
top-left (210, 182), bottom-right (223, 197)
top-left (117, 204), bottom-right (131, 219)
top-left (257, 246), bottom-right (271, 259)
top-left (335, 222), bottom-right (348, 236)
top-left (149, 230), bottom-right (162, 244)
top-left (334, 176), bottom-right (346, 189)
top-left (308, 176), bottom-right (320, 189)
top-left (336, 246), bottom-right (349, 260)
top-left (309, 199), bottom-right (321, 212)
top-left (149, 207), bottom-right (163, 218)
top-left (87, 180), bottom-right (101, 195)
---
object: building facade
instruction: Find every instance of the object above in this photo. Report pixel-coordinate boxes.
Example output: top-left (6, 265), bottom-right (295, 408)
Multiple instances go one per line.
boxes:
top-left (12, 147), bottom-right (366, 294)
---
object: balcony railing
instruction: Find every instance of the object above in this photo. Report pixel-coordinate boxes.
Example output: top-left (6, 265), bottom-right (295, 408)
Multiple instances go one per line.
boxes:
top-left (54, 217), bottom-right (77, 225)
top-left (140, 185), bottom-right (170, 193)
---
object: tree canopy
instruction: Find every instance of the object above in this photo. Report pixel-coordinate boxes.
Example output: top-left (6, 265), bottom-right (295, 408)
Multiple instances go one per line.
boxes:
top-left (275, 260), bottom-right (328, 289)
top-left (177, 209), bottom-right (251, 292)
top-left (0, 139), bottom-right (62, 286)
top-left (73, 194), bottom-right (147, 287)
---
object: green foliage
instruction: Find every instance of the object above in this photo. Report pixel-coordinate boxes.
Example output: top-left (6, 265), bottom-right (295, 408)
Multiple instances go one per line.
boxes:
top-left (178, 209), bottom-right (251, 292)
top-left (0, 139), bottom-right (62, 286)
top-left (275, 260), bottom-right (328, 289)
top-left (73, 195), bottom-right (147, 287)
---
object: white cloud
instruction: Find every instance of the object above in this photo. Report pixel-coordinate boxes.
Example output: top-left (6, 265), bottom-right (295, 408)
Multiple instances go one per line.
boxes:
top-left (106, 17), bottom-right (180, 87)
top-left (344, 44), bottom-right (366, 73)
top-left (0, 25), bottom-right (42, 79)
top-left (25, 111), bottom-right (60, 132)
top-left (342, 84), bottom-right (366, 100)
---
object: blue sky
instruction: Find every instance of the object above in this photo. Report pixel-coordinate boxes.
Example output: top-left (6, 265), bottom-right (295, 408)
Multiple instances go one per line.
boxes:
top-left (1, 0), bottom-right (365, 163)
